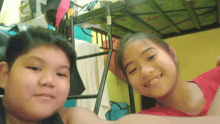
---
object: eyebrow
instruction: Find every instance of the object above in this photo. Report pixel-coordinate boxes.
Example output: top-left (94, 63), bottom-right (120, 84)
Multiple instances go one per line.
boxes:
top-left (25, 56), bottom-right (70, 71)
top-left (124, 47), bottom-right (155, 72)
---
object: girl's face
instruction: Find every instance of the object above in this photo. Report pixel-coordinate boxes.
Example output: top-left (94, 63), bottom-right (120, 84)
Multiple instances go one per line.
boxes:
top-left (2, 45), bottom-right (70, 121)
top-left (122, 39), bottom-right (178, 98)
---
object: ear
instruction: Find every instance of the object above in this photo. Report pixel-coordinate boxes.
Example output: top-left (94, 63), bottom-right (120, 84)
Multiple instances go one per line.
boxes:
top-left (169, 46), bottom-right (178, 63)
top-left (217, 56), bottom-right (220, 67)
top-left (0, 62), bottom-right (9, 89)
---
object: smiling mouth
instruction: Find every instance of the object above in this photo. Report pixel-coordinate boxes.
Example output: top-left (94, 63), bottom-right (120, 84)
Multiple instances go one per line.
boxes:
top-left (144, 74), bottom-right (163, 87)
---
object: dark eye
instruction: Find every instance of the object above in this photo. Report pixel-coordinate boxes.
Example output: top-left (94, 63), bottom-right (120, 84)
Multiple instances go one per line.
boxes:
top-left (129, 68), bottom-right (137, 74)
top-left (27, 67), bottom-right (41, 71)
top-left (57, 73), bottom-right (67, 77)
top-left (148, 54), bottom-right (157, 61)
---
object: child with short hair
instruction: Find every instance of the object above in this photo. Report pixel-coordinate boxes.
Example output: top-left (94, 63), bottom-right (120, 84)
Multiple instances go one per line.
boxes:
top-left (0, 26), bottom-right (77, 123)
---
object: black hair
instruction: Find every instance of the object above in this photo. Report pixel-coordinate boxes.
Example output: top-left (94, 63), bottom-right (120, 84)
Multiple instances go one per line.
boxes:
top-left (45, 9), bottom-right (57, 27)
top-left (116, 32), bottom-right (177, 109)
top-left (5, 26), bottom-right (77, 73)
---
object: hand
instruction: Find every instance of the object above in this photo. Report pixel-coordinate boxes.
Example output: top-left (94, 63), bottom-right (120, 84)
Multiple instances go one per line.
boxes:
top-left (217, 56), bottom-right (220, 67)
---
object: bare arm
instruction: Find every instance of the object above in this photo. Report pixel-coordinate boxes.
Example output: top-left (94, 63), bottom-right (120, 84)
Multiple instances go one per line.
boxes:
top-left (66, 106), bottom-right (220, 124)
top-left (115, 114), bottom-right (220, 124)
top-left (207, 56), bottom-right (220, 115)
top-left (67, 107), bottom-right (114, 124)
top-left (207, 87), bottom-right (220, 116)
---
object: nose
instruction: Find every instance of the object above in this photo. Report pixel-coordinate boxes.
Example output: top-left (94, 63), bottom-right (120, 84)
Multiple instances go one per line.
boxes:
top-left (39, 70), bottom-right (55, 88)
top-left (141, 65), bottom-right (154, 79)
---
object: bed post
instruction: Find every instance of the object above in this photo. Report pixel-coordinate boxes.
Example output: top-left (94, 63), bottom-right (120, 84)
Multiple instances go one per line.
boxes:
top-left (70, 14), bottom-right (75, 49)
top-left (93, 1), bottom-right (113, 115)
top-left (128, 83), bottom-right (136, 113)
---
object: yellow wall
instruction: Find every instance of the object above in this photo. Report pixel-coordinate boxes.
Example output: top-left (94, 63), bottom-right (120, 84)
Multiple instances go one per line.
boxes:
top-left (165, 28), bottom-right (220, 81)
top-left (92, 27), bottom-right (220, 113)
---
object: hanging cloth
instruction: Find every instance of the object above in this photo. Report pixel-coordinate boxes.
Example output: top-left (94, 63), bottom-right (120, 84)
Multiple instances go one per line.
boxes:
top-left (56, 0), bottom-right (70, 27)
top-left (0, 0), bottom-right (21, 26)
top-left (74, 39), bottom-right (111, 120)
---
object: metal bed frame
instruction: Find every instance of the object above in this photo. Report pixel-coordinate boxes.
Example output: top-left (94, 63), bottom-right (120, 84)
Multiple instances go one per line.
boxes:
top-left (0, 0), bottom-right (218, 118)
top-left (63, 0), bottom-right (220, 116)
top-left (63, 1), bottom-right (136, 115)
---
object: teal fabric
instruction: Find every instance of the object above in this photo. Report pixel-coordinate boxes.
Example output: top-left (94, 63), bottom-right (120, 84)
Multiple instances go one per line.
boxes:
top-left (48, 24), bottom-right (55, 30)
top-left (3, 30), bottom-right (17, 36)
top-left (63, 99), bottom-right (76, 107)
top-left (48, 25), bottom-right (91, 43)
top-left (73, 26), bottom-right (91, 43)
top-left (105, 101), bottom-right (131, 121)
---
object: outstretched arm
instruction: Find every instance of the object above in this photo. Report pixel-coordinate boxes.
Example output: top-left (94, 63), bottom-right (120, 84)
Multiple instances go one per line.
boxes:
top-left (67, 107), bottom-right (113, 124)
top-left (67, 106), bottom-right (220, 124)
top-left (115, 114), bottom-right (220, 124)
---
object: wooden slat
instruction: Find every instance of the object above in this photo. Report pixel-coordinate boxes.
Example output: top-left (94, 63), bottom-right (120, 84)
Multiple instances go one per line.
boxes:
top-left (123, 10), bottom-right (163, 37)
top-left (180, 0), bottom-right (200, 29)
top-left (145, 0), bottom-right (180, 33)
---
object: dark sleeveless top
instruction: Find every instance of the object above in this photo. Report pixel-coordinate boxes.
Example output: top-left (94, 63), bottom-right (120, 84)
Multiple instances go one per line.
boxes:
top-left (0, 98), bottom-right (63, 124)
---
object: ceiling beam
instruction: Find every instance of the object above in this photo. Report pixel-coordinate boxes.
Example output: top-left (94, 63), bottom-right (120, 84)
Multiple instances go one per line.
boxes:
top-left (180, 0), bottom-right (200, 29)
top-left (145, 0), bottom-right (180, 33)
top-left (123, 10), bottom-right (163, 37)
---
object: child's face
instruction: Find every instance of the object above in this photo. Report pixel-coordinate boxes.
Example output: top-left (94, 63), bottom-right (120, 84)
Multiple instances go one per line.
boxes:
top-left (122, 39), bottom-right (178, 98)
top-left (3, 45), bottom-right (70, 120)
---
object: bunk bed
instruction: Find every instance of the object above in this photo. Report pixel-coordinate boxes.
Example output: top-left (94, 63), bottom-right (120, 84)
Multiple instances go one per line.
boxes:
top-left (66, 0), bottom-right (220, 115)
top-left (1, 0), bottom-right (220, 119)
top-left (75, 0), bottom-right (219, 38)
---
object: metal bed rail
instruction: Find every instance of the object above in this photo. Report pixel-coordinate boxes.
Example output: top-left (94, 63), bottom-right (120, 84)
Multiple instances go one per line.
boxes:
top-left (67, 2), bottom-right (113, 115)
top-left (66, 2), bottom-right (136, 115)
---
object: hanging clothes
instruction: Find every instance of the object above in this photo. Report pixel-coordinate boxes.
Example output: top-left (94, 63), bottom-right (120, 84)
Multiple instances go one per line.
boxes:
top-left (20, 0), bottom-right (33, 22)
top-left (74, 39), bottom-right (111, 120)
top-left (0, 0), bottom-right (21, 26)
top-left (56, 0), bottom-right (70, 27)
